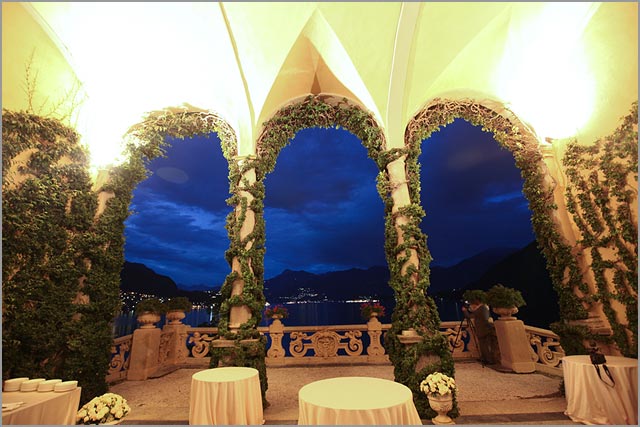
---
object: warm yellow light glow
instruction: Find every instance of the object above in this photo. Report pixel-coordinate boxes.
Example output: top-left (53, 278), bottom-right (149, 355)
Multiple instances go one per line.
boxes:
top-left (30, 2), bottom-right (241, 169)
top-left (496, 3), bottom-right (598, 139)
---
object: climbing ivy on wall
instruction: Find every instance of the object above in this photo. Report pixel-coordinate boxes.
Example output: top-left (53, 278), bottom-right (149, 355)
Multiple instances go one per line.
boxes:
top-left (561, 102), bottom-right (638, 357)
top-left (1, 107), bottom-right (236, 405)
top-left (2, 110), bottom-right (121, 404)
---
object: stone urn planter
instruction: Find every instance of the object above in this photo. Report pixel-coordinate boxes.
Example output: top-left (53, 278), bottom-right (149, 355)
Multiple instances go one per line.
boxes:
top-left (136, 312), bottom-right (161, 329)
top-left (428, 393), bottom-right (454, 425)
top-left (135, 298), bottom-right (166, 329)
top-left (166, 309), bottom-right (186, 325)
top-left (164, 297), bottom-right (192, 325)
top-left (486, 284), bottom-right (526, 321)
top-left (492, 306), bottom-right (519, 320)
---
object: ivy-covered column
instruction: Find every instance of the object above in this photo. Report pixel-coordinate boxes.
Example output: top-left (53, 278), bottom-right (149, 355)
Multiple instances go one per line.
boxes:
top-left (387, 155), bottom-right (420, 276)
top-left (211, 152), bottom-right (268, 407)
top-left (228, 156), bottom-right (257, 330)
top-left (538, 143), bottom-right (581, 247)
top-left (557, 103), bottom-right (638, 358)
top-left (381, 146), bottom-right (458, 420)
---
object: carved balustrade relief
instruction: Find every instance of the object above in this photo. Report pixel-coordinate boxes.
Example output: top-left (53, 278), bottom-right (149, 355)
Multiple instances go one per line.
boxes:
top-left (107, 312), bottom-right (565, 382)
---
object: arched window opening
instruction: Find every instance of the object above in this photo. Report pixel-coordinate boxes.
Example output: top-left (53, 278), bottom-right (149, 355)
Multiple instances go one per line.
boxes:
top-left (118, 133), bottom-right (228, 335)
top-left (419, 118), bottom-right (559, 328)
top-left (263, 127), bottom-right (386, 326)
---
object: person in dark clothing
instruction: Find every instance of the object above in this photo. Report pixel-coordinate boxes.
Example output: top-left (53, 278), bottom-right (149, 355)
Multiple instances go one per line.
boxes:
top-left (462, 298), bottom-right (500, 365)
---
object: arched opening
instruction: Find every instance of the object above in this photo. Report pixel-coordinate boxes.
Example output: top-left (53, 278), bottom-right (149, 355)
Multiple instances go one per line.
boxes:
top-left (118, 132), bottom-right (230, 335)
top-left (418, 118), bottom-right (559, 328)
top-left (262, 126), bottom-right (386, 326)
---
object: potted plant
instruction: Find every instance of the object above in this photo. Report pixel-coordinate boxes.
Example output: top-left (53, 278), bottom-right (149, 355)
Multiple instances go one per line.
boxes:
top-left (135, 298), bottom-right (166, 329)
top-left (462, 289), bottom-right (487, 304)
top-left (360, 302), bottom-right (386, 320)
top-left (485, 284), bottom-right (526, 319)
top-left (420, 372), bottom-right (457, 424)
top-left (264, 305), bottom-right (289, 320)
top-left (165, 296), bottom-right (192, 325)
top-left (76, 392), bottom-right (131, 425)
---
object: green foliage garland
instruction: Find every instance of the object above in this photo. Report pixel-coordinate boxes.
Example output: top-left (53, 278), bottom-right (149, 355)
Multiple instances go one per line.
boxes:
top-left (561, 102), bottom-right (638, 357)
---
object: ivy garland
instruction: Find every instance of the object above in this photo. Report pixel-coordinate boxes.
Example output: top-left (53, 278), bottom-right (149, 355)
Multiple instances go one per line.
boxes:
top-left (561, 102), bottom-right (638, 357)
top-left (2, 110), bottom-right (121, 404)
top-left (405, 98), bottom-right (593, 356)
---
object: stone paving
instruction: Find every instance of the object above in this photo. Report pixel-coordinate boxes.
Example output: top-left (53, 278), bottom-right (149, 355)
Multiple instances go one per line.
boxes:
top-left (110, 361), bottom-right (579, 425)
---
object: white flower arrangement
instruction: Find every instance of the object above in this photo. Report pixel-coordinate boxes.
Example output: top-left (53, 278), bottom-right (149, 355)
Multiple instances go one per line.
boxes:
top-left (420, 372), bottom-right (456, 396)
top-left (76, 393), bottom-right (130, 425)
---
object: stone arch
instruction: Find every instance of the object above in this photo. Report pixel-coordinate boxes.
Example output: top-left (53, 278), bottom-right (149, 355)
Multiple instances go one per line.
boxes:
top-left (124, 105), bottom-right (238, 163)
top-left (405, 96), bottom-right (588, 330)
top-left (208, 94), bottom-right (387, 406)
top-left (222, 94), bottom-right (386, 335)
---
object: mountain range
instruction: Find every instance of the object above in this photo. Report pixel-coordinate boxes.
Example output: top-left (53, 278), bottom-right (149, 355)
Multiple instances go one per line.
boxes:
top-left (121, 240), bottom-right (559, 327)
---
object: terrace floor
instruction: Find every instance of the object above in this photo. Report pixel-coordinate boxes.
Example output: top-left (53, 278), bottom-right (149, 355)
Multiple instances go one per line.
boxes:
top-left (110, 360), bottom-right (579, 425)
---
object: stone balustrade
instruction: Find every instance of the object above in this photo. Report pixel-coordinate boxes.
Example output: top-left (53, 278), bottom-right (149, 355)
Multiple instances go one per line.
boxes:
top-left (108, 311), bottom-right (565, 383)
top-left (524, 324), bottom-right (566, 375)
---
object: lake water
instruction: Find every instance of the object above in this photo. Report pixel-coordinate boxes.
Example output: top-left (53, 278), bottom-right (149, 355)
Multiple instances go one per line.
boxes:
top-left (112, 297), bottom-right (465, 338)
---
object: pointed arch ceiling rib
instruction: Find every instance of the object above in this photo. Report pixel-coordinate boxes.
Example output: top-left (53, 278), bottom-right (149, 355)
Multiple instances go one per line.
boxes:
top-left (8, 2), bottom-right (637, 168)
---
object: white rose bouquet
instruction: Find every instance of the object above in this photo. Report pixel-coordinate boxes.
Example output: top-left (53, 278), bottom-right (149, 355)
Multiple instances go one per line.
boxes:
top-left (76, 393), bottom-right (131, 425)
top-left (419, 372), bottom-right (456, 396)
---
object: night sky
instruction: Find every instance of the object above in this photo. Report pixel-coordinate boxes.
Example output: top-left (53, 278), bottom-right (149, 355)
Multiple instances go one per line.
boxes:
top-left (124, 119), bottom-right (534, 289)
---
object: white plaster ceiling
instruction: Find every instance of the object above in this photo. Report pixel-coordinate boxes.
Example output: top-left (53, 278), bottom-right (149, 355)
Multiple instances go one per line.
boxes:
top-left (25, 2), bottom-right (638, 167)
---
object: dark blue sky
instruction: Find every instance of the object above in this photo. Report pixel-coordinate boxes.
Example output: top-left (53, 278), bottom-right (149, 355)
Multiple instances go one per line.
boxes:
top-left (124, 119), bottom-right (534, 289)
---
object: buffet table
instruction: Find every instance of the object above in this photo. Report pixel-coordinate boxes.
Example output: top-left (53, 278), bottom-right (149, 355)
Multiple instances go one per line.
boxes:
top-left (189, 367), bottom-right (263, 425)
top-left (2, 388), bottom-right (81, 425)
top-left (298, 376), bottom-right (422, 425)
top-left (562, 355), bottom-right (638, 425)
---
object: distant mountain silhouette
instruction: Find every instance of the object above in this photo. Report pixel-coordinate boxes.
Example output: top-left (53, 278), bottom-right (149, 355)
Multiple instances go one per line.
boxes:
top-left (264, 266), bottom-right (392, 303)
top-left (120, 262), bottom-right (214, 302)
top-left (428, 247), bottom-right (519, 294)
top-left (464, 240), bottom-right (560, 328)
top-left (122, 241), bottom-right (559, 328)
top-left (120, 262), bottom-right (180, 297)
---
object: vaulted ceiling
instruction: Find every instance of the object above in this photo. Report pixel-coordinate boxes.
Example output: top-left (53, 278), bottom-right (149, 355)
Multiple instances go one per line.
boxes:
top-left (3, 2), bottom-right (638, 168)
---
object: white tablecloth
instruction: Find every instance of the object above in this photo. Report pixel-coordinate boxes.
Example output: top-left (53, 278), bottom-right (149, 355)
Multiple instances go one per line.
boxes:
top-left (298, 376), bottom-right (422, 425)
top-left (2, 388), bottom-right (81, 425)
top-left (189, 367), bottom-right (263, 425)
top-left (562, 355), bottom-right (638, 425)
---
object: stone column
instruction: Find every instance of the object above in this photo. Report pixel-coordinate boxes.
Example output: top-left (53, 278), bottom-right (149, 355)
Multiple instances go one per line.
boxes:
top-left (162, 316), bottom-right (189, 365)
top-left (366, 315), bottom-right (386, 362)
top-left (494, 316), bottom-right (535, 373)
top-left (229, 157), bottom-right (256, 331)
top-left (266, 317), bottom-right (285, 365)
top-left (127, 327), bottom-right (161, 380)
top-left (540, 141), bottom-right (615, 341)
top-left (387, 156), bottom-right (419, 280)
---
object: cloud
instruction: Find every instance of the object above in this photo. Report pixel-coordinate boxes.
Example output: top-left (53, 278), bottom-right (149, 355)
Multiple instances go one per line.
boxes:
top-left (264, 128), bottom-right (377, 213)
top-left (124, 134), bottom-right (231, 287)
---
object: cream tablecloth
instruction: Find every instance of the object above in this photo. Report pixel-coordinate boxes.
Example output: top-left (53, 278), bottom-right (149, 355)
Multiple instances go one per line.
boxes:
top-left (189, 367), bottom-right (263, 425)
top-left (2, 387), bottom-right (81, 425)
top-left (562, 355), bottom-right (638, 425)
top-left (298, 376), bottom-right (422, 425)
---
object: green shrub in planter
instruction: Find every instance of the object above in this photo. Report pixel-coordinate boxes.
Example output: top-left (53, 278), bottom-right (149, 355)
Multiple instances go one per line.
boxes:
top-left (135, 298), bottom-right (167, 315)
top-left (462, 289), bottom-right (487, 304)
top-left (486, 284), bottom-right (526, 309)
top-left (166, 296), bottom-right (192, 313)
